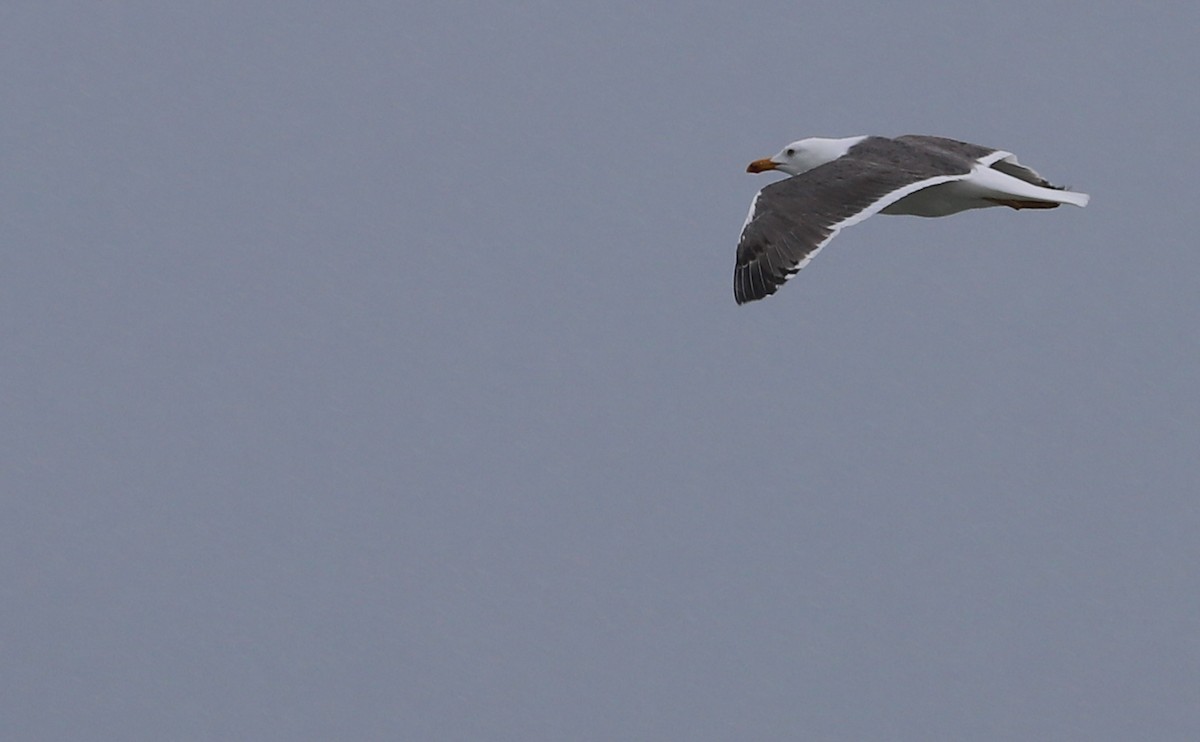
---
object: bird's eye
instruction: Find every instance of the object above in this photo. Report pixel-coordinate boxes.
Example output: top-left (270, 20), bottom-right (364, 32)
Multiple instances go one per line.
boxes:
top-left (785, 148), bottom-right (795, 157)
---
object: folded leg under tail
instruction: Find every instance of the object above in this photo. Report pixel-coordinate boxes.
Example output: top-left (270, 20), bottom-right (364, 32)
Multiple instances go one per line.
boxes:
top-left (985, 198), bottom-right (1061, 210)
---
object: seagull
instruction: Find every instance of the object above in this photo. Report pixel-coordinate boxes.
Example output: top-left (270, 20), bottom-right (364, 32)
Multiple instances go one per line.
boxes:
top-left (734, 135), bottom-right (1089, 304)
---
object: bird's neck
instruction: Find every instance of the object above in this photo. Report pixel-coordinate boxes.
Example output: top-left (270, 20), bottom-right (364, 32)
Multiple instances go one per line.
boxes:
top-left (802, 136), bottom-right (868, 170)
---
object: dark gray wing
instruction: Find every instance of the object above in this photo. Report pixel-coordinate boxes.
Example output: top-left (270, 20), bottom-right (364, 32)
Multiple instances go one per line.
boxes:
top-left (895, 134), bottom-right (997, 162)
top-left (734, 142), bottom-right (972, 304)
top-left (897, 134), bottom-right (1065, 190)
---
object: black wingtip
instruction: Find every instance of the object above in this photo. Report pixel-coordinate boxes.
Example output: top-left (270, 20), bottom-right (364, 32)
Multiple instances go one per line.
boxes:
top-left (733, 266), bottom-right (779, 305)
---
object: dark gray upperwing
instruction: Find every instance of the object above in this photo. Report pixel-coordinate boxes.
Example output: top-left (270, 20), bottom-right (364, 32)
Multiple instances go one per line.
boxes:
top-left (734, 144), bottom-right (972, 304)
top-left (895, 134), bottom-right (996, 162)
top-left (897, 134), bottom-right (1064, 189)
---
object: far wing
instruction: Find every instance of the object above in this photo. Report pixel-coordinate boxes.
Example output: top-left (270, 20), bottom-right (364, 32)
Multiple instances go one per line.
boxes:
top-left (897, 134), bottom-right (1065, 189)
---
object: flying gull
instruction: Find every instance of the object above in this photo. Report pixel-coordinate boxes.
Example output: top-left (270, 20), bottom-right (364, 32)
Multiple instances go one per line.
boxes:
top-left (734, 135), bottom-right (1089, 304)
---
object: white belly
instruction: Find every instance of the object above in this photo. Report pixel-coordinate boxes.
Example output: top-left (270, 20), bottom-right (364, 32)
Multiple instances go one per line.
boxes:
top-left (881, 180), bottom-right (999, 217)
top-left (880, 166), bottom-right (1087, 217)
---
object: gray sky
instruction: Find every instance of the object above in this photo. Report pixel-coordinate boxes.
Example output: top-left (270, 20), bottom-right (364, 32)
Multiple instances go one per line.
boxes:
top-left (4, 2), bottom-right (1199, 740)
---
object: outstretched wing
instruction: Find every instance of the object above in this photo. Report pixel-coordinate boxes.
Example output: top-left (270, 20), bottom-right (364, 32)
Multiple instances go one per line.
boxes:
top-left (734, 146), bottom-right (971, 304)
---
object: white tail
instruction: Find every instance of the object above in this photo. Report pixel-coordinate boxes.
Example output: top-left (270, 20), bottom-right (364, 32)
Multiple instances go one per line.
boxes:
top-left (1057, 189), bottom-right (1090, 208)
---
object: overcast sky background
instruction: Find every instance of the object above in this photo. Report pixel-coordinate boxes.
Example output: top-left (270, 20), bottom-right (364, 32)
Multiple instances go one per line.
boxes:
top-left (4, 2), bottom-right (1198, 740)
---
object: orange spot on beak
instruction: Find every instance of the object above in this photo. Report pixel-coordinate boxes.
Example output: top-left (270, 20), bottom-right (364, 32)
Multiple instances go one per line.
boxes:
top-left (746, 158), bottom-right (778, 174)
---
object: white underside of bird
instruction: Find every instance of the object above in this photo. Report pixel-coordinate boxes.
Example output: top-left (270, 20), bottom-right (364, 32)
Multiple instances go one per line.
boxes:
top-left (879, 152), bottom-right (1090, 217)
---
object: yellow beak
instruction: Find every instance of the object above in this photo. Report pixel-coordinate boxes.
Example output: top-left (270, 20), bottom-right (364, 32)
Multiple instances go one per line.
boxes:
top-left (746, 158), bottom-right (779, 173)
